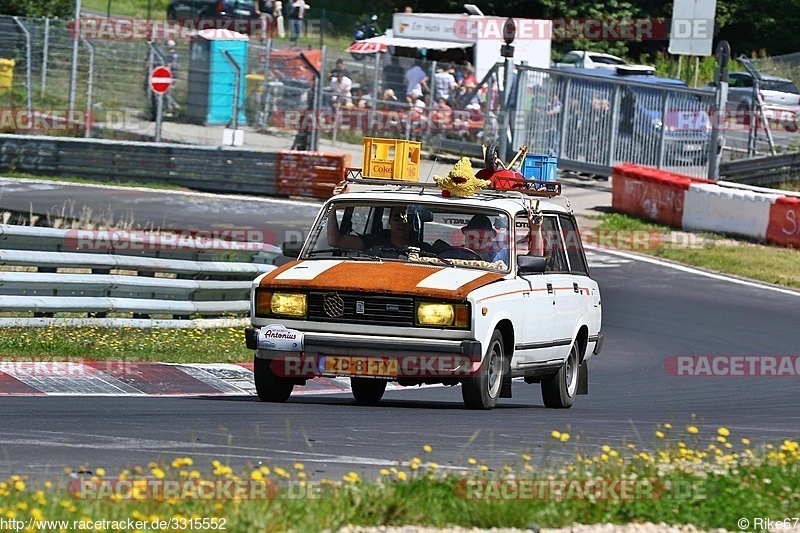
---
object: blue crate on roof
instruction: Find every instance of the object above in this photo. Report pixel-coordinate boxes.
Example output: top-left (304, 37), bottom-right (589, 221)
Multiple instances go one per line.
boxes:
top-left (521, 154), bottom-right (558, 182)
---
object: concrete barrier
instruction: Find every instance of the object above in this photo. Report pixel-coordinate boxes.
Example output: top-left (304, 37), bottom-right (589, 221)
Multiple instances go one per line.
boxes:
top-left (766, 196), bottom-right (800, 248)
top-left (682, 183), bottom-right (780, 241)
top-left (611, 163), bottom-right (800, 249)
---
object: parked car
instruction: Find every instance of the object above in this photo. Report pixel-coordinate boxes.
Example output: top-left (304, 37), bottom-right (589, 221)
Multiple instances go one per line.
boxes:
top-left (711, 72), bottom-right (800, 132)
top-left (244, 142), bottom-right (603, 410)
top-left (166, 0), bottom-right (258, 23)
top-left (554, 51), bottom-right (655, 74)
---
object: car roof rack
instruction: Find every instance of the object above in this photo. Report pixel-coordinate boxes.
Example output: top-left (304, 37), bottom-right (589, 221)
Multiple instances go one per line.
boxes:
top-left (343, 168), bottom-right (562, 198)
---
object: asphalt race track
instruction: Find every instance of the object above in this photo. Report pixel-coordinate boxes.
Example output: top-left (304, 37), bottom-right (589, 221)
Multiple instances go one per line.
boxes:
top-left (1, 180), bottom-right (799, 480)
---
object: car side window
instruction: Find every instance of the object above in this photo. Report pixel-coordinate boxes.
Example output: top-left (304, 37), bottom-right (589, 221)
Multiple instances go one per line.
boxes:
top-left (515, 213), bottom-right (568, 272)
top-left (559, 215), bottom-right (589, 275)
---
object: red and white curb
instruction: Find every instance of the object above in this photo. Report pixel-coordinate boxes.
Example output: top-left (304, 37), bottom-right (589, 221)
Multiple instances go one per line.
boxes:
top-left (0, 362), bottom-right (404, 396)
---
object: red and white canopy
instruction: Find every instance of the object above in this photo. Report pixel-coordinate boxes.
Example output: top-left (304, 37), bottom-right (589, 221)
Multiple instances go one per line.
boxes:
top-left (346, 36), bottom-right (471, 54)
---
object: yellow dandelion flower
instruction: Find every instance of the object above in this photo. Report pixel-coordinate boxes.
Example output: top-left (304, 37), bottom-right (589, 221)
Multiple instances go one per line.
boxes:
top-left (655, 431), bottom-right (665, 438)
top-left (250, 470), bottom-right (264, 481)
top-left (13, 480), bottom-right (25, 491)
top-left (478, 465), bottom-right (489, 471)
top-left (411, 457), bottom-right (421, 464)
top-left (687, 426), bottom-right (699, 434)
top-left (380, 469), bottom-right (389, 476)
top-left (551, 430), bottom-right (562, 439)
top-left (467, 458), bottom-right (477, 465)
top-left (31, 509), bottom-right (44, 521)
top-left (293, 463), bottom-right (304, 471)
top-left (522, 454), bottom-right (531, 461)
top-left (602, 445), bottom-right (611, 453)
top-left (664, 423), bottom-right (672, 429)
top-left (96, 468), bottom-right (105, 477)
top-left (560, 433), bottom-right (570, 442)
top-left (717, 436), bottom-right (727, 443)
top-left (397, 471), bottom-right (407, 481)
top-left (423, 445), bottom-right (432, 453)
top-left (717, 427), bottom-right (730, 437)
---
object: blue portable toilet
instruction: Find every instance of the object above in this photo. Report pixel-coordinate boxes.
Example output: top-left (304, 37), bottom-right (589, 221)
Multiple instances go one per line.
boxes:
top-left (186, 29), bottom-right (248, 126)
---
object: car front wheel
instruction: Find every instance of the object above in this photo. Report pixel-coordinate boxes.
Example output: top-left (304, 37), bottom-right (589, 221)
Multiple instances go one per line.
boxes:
top-left (462, 330), bottom-right (504, 410)
top-left (541, 340), bottom-right (579, 408)
top-left (254, 356), bottom-right (294, 403)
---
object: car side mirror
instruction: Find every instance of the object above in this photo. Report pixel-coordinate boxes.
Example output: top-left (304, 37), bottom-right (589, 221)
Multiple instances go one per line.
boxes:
top-left (517, 255), bottom-right (547, 274)
top-left (282, 241), bottom-right (303, 258)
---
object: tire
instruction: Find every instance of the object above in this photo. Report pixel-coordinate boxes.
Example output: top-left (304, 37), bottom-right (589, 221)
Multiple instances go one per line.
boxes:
top-left (541, 340), bottom-right (580, 409)
top-left (351, 377), bottom-right (387, 405)
top-left (462, 330), bottom-right (505, 410)
top-left (737, 102), bottom-right (751, 126)
top-left (254, 355), bottom-right (294, 403)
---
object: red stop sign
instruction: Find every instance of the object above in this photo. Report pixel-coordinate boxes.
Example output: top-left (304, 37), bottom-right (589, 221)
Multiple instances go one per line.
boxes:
top-left (149, 66), bottom-right (173, 95)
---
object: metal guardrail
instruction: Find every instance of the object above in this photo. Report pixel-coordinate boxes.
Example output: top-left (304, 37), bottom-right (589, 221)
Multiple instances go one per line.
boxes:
top-left (0, 224), bottom-right (280, 321)
top-left (719, 151), bottom-right (800, 186)
top-left (0, 134), bottom-right (280, 195)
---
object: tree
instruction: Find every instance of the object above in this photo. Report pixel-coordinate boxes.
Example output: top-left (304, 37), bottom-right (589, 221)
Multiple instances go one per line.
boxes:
top-left (0, 0), bottom-right (73, 17)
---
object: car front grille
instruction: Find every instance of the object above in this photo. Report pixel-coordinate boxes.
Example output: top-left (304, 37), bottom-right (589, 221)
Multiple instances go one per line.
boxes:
top-left (307, 292), bottom-right (415, 326)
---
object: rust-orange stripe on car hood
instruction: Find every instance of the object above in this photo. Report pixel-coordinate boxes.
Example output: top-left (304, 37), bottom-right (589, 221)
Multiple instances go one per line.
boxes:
top-left (258, 260), bottom-right (503, 300)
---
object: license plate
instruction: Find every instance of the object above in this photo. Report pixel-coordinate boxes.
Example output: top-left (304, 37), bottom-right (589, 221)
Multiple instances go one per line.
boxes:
top-left (683, 144), bottom-right (702, 152)
top-left (320, 356), bottom-right (398, 377)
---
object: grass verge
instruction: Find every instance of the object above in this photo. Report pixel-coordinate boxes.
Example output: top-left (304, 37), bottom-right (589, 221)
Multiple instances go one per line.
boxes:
top-left (0, 325), bottom-right (250, 363)
top-left (589, 213), bottom-right (800, 288)
top-left (0, 171), bottom-right (187, 191)
top-left (1, 428), bottom-right (797, 532)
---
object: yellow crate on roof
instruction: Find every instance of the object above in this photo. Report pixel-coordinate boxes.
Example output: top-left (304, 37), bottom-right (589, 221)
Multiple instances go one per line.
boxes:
top-left (0, 59), bottom-right (15, 93)
top-left (362, 137), bottom-right (421, 182)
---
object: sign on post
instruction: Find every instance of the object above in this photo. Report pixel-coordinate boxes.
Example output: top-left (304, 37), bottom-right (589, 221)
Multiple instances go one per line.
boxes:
top-left (149, 66), bottom-right (173, 95)
top-left (668, 0), bottom-right (717, 56)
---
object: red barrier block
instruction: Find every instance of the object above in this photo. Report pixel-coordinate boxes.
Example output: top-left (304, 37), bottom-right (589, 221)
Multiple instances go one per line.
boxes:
top-left (276, 151), bottom-right (352, 199)
top-left (766, 196), bottom-right (800, 248)
top-left (612, 164), bottom-right (691, 227)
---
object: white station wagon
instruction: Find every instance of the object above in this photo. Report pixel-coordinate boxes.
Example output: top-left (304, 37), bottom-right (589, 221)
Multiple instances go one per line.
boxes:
top-left (245, 169), bottom-right (603, 410)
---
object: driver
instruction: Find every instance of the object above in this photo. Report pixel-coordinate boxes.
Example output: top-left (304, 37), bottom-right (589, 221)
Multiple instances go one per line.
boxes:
top-left (327, 205), bottom-right (414, 254)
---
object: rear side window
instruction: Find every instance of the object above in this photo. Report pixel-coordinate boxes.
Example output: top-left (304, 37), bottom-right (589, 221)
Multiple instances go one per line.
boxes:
top-left (761, 79), bottom-right (800, 94)
top-left (559, 215), bottom-right (589, 275)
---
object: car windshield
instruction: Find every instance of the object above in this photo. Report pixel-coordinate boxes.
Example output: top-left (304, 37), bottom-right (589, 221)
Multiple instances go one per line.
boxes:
top-left (304, 201), bottom-right (512, 272)
top-left (592, 55), bottom-right (627, 65)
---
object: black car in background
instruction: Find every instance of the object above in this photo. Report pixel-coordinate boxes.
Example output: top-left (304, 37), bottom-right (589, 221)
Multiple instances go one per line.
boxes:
top-left (166, 0), bottom-right (258, 22)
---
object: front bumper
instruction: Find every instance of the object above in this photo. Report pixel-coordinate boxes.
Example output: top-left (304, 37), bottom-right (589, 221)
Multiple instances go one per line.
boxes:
top-left (245, 327), bottom-right (483, 379)
top-left (245, 327), bottom-right (481, 359)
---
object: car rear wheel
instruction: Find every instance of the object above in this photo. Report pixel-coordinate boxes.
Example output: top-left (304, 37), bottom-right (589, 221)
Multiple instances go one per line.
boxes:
top-left (541, 340), bottom-right (579, 408)
top-left (351, 377), bottom-right (387, 405)
top-left (462, 330), bottom-right (504, 410)
top-left (254, 356), bottom-right (294, 402)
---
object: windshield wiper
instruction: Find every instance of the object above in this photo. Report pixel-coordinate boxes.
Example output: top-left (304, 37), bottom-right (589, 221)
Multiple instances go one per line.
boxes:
top-left (305, 248), bottom-right (383, 261)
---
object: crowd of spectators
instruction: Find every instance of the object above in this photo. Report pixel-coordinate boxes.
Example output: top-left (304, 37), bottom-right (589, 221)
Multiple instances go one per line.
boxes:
top-left (324, 56), bottom-right (500, 141)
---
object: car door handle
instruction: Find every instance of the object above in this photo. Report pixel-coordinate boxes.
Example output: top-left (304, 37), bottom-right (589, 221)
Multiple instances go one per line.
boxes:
top-left (574, 282), bottom-right (579, 293)
top-left (547, 283), bottom-right (553, 294)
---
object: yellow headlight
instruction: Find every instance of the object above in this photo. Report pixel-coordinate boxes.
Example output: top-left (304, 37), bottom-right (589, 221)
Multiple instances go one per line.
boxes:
top-left (270, 292), bottom-right (307, 317)
top-left (416, 303), bottom-right (455, 326)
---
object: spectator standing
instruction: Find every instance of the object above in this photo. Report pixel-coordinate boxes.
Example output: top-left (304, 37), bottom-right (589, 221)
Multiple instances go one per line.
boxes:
top-left (330, 59), bottom-right (351, 80)
top-left (274, 1), bottom-right (285, 38)
top-left (404, 60), bottom-right (428, 105)
top-left (330, 71), bottom-right (353, 108)
top-left (288, 0), bottom-right (307, 46)
top-left (433, 63), bottom-right (457, 104)
top-left (254, 0), bottom-right (275, 41)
